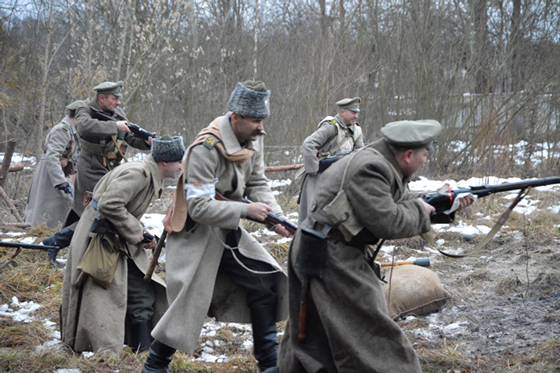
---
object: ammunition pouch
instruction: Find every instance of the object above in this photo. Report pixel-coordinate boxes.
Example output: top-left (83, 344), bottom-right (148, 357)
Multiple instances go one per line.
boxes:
top-left (321, 189), bottom-right (364, 242)
top-left (294, 227), bottom-right (327, 279)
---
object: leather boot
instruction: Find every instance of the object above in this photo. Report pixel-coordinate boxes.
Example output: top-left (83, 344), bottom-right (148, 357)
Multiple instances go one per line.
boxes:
top-left (43, 227), bottom-right (74, 265)
top-left (251, 305), bottom-right (278, 372)
top-left (128, 320), bottom-right (153, 352)
top-left (142, 340), bottom-right (176, 373)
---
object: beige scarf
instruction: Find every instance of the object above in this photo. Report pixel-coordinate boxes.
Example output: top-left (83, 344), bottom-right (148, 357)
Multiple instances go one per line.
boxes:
top-left (170, 116), bottom-right (254, 231)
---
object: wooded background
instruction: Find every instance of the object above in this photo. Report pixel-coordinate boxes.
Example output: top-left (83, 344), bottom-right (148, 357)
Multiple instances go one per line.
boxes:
top-left (2, 0), bottom-right (560, 196)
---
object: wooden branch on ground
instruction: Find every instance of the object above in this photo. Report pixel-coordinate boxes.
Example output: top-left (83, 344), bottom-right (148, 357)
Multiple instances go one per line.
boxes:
top-left (0, 186), bottom-right (24, 223)
top-left (0, 222), bottom-right (31, 229)
top-left (9, 163), bottom-right (24, 173)
top-left (265, 163), bottom-right (303, 173)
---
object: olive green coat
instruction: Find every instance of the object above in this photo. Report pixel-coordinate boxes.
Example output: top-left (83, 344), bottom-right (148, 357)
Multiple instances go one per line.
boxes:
top-left (279, 139), bottom-right (430, 373)
top-left (152, 115), bottom-right (288, 353)
top-left (298, 114), bottom-right (364, 223)
top-left (24, 116), bottom-right (79, 229)
top-left (73, 99), bottom-right (150, 216)
top-left (60, 156), bottom-right (167, 355)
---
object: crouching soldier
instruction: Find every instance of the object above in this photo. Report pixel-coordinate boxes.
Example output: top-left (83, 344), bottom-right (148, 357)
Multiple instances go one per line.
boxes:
top-left (60, 135), bottom-right (185, 356)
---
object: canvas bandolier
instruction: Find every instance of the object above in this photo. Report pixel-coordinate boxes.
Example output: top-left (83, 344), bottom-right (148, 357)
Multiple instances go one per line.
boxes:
top-left (316, 116), bottom-right (361, 159)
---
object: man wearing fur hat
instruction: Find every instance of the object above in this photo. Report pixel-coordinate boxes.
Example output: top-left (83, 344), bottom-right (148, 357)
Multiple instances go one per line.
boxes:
top-left (277, 120), bottom-right (474, 372)
top-left (143, 81), bottom-right (290, 373)
top-left (25, 100), bottom-right (83, 230)
top-left (60, 135), bottom-right (185, 356)
top-left (297, 97), bottom-right (364, 223)
top-left (43, 81), bottom-right (153, 263)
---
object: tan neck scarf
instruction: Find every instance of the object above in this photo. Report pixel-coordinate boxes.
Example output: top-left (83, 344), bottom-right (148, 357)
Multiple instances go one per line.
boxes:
top-left (170, 116), bottom-right (254, 231)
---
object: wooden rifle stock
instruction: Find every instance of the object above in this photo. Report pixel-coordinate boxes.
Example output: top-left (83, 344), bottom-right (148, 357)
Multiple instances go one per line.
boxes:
top-left (144, 230), bottom-right (168, 281)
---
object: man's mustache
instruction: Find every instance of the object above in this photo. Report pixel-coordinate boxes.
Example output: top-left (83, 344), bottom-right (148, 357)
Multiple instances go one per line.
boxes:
top-left (253, 131), bottom-right (266, 137)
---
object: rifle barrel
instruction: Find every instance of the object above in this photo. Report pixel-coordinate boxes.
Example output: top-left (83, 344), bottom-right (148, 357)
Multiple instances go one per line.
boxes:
top-left (0, 241), bottom-right (58, 251)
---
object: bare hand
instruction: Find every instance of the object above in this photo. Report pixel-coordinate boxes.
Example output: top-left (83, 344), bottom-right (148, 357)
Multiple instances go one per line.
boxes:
top-left (420, 198), bottom-right (436, 215)
top-left (246, 202), bottom-right (272, 221)
top-left (272, 224), bottom-right (291, 238)
top-left (116, 121), bottom-right (132, 134)
top-left (145, 237), bottom-right (157, 250)
top-left (457, 195), bottom-right (475, 211)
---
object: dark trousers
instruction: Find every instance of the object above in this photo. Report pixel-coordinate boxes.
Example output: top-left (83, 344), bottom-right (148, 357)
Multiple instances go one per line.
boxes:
top-left (219, 231), bottom-right (278, 309)
top-left (127, 257), bottom-right (157, 324)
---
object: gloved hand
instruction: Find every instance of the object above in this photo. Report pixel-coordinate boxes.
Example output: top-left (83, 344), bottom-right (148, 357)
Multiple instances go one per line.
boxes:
top-left (56, 182), bottom-right (73, 196)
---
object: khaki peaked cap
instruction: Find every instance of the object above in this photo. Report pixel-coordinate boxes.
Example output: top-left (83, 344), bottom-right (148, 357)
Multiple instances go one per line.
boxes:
top-left (336, 97), bottom-right (361, 112)
top-left (93, 81), bottom-right (123, 97)
top-left (381, 120), bottom-right (442, 149)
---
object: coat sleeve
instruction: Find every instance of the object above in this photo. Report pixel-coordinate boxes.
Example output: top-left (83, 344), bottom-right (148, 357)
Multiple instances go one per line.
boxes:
top-left (301, 124), bottom-right (337, 174)
top-left (186, 145), bottom-right (247, 230)
top-left (346, 161), bottom-right (431, 240)
top-left (244, 143), bottom-right (283, 216)
top-left (96, 167), bottom-right (147, 245)
top-left (44, 124), bottom-right (71, 187)
top-left (75, 106), bottom-right (119, 138)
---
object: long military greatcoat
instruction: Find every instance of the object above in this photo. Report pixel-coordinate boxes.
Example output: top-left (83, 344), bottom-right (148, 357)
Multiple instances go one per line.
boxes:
top-left (24, 116), bottom-right (79, 229)
top-left (60, 155), bottom-right (167, 355)
top-left (151, 115), bottom-right (288, 353)
top-left (298, 113), bottom-right (364, 223)
top-left (279, 139), bottom-right (430, 373)
top-left (73, 99), bottom-right (150, 216)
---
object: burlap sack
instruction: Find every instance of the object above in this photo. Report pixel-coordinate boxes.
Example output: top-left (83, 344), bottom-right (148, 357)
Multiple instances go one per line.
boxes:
top-left (382, 265), bottom-right (450, 320)
top-left (77, 233), bottom-right (121, 289)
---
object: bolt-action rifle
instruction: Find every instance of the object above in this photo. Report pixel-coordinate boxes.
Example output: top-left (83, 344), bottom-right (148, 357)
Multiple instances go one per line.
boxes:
top-left (426, 177), bottom-right (560, 224)
top-left (215, 192), bottom-right (297, 235)
top-left (0, 240), bottom-right (59, 251)
top-left (90, 110), bottom-right (155, 141)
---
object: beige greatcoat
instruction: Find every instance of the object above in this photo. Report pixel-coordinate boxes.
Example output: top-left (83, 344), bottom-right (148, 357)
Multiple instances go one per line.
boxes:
top-left (152, 115), bottom-right (288, 353)
top-left (24, 116), bottom-right (79, 229)
top-left (279, 139), bottom-right (430, 373)
top-left (298, 113), bottom-right (364, 223)
top-left (60, 155), bottom-right (167, 355)
top-left (73, 99), bottom-right (150, 216)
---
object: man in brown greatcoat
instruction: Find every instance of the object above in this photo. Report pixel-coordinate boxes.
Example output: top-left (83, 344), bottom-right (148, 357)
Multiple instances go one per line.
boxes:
top-left (60, 135), bottom-right (185, 356)
top-left (25, 100), bottom-right (83, 229)
top-left (277, 120), bottom-right (474, 372)
top-left (298, 97), bottom-right (364, 223)
top-left (44, 81), bottom-right (152, 263)
top-left (143, 81), bottom-right (291, 373)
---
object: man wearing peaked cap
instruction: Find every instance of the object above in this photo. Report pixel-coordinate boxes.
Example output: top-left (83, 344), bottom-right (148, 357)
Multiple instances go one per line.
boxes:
top-left (144, 80), bottom-right (290, 373)
top-left (25, 100), bottom-right (83, 239)
top-left (60, 134), bottom-right (185, 356)
top-left (277, 119), bottom-right (474, 373)
top-left (42, 81), bottom-right (154, 264)
top-left (297, 96), bottom-right (364, 223)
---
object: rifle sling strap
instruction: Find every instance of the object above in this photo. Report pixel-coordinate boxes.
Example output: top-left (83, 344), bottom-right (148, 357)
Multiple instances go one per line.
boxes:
top-left (438, 188), bottom-right (530, 258)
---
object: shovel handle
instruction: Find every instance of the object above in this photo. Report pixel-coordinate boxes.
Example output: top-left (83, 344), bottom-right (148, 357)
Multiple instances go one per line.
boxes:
top-left (298, 278), bottom-right (309, 342)
top-left (144, 231), bottom-right (168, 281)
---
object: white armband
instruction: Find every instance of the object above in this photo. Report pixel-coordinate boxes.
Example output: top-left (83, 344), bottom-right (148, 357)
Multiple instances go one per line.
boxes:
top-left (185, 179), bottom-right (218, 200)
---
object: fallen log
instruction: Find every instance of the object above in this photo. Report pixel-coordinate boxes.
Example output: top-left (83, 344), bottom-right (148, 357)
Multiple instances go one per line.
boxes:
top-left (265, 163), bottom-right (303, 173)
top-left (0, 222), bottom-right (31, 229)
top-left (0, 186), bottom-right (24, 223)
top-left (9, 163), bottom-right (24, 172)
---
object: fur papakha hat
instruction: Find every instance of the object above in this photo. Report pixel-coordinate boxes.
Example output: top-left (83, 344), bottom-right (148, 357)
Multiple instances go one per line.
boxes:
top-left (227, 80), bottom-right (270, 119)
top-left (151, 135), bottom-right (186, 162)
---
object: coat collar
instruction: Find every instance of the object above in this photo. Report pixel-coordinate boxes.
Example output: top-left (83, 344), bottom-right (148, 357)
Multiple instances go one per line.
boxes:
top-left (371, 139), bottom-right (409, 184)
top-left (145, 155), bottom-right (163, 198)
top-left (217, 114), bottom-right (261, 154)
top-left (334, 113), bottom-right (358, 134)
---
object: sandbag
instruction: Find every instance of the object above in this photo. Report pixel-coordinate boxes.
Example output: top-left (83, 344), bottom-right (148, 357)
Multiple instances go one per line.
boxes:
top-left (382, 265), bottom-right (450, 320)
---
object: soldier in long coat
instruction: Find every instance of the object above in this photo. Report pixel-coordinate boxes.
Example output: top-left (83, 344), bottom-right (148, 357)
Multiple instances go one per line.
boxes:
top-left (298, 97), bottom-right (364, 223)
top-left (44, 81), bottom-right (152, 263)
top-left (278, 120), bottom-right (473, 372)
top-left (60, 136), bottom-right (185, 356)
top-left (24, 100), bottom-right (82, 229)
top-left (144, 81), bottom-right (290, 373)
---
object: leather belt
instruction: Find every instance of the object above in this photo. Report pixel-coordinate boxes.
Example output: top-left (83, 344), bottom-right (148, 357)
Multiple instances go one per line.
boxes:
top-left (312, 221), bottom-right (366, 251)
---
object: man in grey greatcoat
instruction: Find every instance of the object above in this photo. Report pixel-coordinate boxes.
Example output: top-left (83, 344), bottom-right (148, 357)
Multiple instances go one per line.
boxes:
top-left (60, 135), bottom-right (185, 356)
top-left (298, 97), bottom-right (364, 223)
top-left (25, 100), bottom-right (83, 229)
top-left (44, 81), bottom-right (152, 263)
top-left (277, 120), bottom-right (474, 372)
top-left (143, 81), bottom-right (291, 373)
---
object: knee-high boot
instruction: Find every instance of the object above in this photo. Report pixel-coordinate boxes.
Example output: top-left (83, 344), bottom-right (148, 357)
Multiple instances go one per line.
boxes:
top-left (128, 319), bottom-right (153, 352)
top-left (142, 340), bottom-right (176, 373)
top-left (251, 305), bottom-right (279, 372)
top-left (43, 227), bottom-right (74, 264)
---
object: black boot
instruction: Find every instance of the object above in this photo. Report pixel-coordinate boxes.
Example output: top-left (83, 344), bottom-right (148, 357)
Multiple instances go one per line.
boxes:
top-left (251, 305), bottom-right (279, 372)
top-left (43, 227), bottom-right (74, 265)
top-left (128, 320), bottom-right (153, 352)
top-left (142, 340), bottom-right (176, 373)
